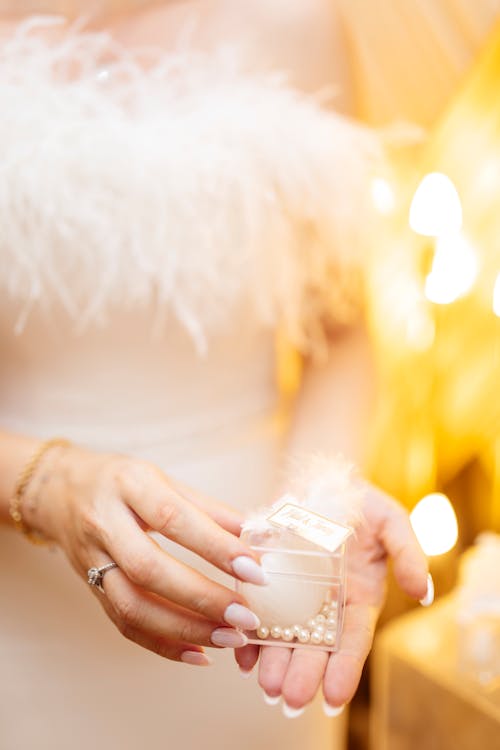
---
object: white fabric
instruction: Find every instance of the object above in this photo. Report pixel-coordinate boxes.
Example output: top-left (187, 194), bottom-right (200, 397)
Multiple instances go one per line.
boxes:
top-left (0, 2), bottom-right (498, 749)
top-left (0, 19), bottom-right (378, 354)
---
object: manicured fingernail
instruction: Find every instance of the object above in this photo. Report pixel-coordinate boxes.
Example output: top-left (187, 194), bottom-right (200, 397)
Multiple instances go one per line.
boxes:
top-left (224, 603), bottom-right (260, 630)
top-left (232, 556), bottom-right (269, 585)
top-left (180, 651), bottom-right (213, 667)
top-left (263, 692), bottom-right (281, 706)
top-left (282, 702), bottom-right (305, 718)
top-left (239, 667), bottom-right (253, 679)
top-left (211, 628), bottom-right (248, 648)
top-left (323, 699), bottom-right (345, 717)
top-left (419, 573), bottom-right (434, 607)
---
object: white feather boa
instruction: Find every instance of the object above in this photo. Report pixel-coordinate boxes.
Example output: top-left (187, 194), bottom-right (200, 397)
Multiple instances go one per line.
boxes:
top-left (0, 18), bottom-right (382, 351)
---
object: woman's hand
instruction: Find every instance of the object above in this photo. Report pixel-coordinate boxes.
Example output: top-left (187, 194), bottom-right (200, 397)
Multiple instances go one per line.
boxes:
top-left (29, 444), bottom-right (266, 666)
top-left (234, 483), bottom-right (430, 712)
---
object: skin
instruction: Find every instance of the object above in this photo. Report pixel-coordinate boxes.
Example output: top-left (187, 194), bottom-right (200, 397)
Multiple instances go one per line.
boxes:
top-left (236, 483), bottom-right (428, 709)
top-left (0, 1), bottom-right (429, 710)
top-left (0, 434), bottom-right (263, 664)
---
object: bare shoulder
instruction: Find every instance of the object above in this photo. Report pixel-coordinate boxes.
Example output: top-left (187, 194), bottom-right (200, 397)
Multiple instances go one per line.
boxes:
top-left (111, 0), bottom-right (352, 100)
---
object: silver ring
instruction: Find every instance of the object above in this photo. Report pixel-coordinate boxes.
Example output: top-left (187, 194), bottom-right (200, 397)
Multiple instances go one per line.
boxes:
top-left (87, 562), bottom-right (118, 593)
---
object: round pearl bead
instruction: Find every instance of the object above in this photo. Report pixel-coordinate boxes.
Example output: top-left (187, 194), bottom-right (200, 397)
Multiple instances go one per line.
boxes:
top-left (282, 627), bottom-right (294, 642)
top-left (314, 623), bottom-right (325, 634)
top-left (270, 625), bottom-right (282, 639)
top-left (324, 630), bottom-right (336, 646)
top-left (310, 630), bottom-right (323, 645)
top-left (292, 624), bottom-right (302, 638)
top-left (321, 604), bottom-right (330, 615)
top-left (315, 614), bottom-right (326, 624)
top-left (306, 618), bottom-right (317, 630)
top-left (257, 626), bottom-right (270, 639)
top-left (297, 628), bottom-right (310, 644)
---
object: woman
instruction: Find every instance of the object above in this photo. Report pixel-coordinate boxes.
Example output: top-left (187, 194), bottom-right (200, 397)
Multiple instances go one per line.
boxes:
top-left (0, 2), bottom-right (439, 749)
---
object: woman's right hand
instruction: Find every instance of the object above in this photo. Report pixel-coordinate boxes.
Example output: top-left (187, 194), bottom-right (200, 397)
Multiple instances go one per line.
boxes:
top-left (27, 444), bottom-right (266, 666)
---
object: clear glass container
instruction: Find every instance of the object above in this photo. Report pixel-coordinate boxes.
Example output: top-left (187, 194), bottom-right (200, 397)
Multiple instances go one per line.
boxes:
top-left (235, 525), bottom-right (348, 651)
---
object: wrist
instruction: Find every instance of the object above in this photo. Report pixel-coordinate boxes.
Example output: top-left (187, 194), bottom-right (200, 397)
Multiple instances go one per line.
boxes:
top-left (20, 440), bottom-right (74, 543)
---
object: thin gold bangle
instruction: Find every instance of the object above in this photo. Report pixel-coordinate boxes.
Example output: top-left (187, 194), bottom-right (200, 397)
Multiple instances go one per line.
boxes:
top-left (9, 438), bottom-right (71, 545)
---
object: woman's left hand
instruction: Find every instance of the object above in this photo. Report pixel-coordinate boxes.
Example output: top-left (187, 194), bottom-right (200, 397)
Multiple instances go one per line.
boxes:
top-left (234, 483), bottom-right (430, 714)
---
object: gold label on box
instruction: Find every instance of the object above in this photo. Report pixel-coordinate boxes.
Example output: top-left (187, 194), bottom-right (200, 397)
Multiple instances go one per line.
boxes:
top-left (267, 502), bottom-right (352, 553)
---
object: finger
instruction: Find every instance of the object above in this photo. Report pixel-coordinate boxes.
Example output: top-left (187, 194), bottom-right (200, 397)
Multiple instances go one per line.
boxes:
top-left (94, 585), bottom-right (214, 666)
top-left (371, 490), bottom-right (429, 600)
top-left (234, 644), bottom-right (260, 674)
top-left (323, 602), bottom-right (377, 707)
top-left (101, 567), bottom-right (228, 647)
top-left (115, 623), bottom-right (214, 666)
top-left (258, 645), bottom-right (292, 698)
top-left (281, 648), bottom-right (329, 710)
top-left (119, 464), bottom-right (266, 582)
top-left (102, 503), bottom-right (260, 628)
top-left (170, 478), bottom-right (244, 537)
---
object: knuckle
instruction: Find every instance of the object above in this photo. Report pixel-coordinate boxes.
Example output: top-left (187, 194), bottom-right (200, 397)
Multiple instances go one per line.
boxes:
top-left (114, 595), bottom-right (143, 629)
top-left (123, 550), bottom-right (155, 587)
top-left (191, 590), bottom-right (218, 619)
top-left (177, 618), bottom-right (204, 647)
top-left (151, 501), bottom-right (179, 536)
top-left (80, 506), bottom-right (105, 542)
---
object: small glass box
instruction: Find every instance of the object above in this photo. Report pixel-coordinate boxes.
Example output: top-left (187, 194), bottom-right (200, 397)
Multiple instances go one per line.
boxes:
top-left (235, 521), bottom-right (350, 652)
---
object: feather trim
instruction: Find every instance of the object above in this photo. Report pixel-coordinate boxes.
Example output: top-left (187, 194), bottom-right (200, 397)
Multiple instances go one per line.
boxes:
top-left (0, 19), bottom-right (382, 352)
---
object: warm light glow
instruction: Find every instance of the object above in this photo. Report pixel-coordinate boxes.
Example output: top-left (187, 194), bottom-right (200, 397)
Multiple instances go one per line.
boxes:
top-left (410, 493), bottom-right (459, 556)
top-left (405, 311), bottom-right (435, 351)
top-left (493, 273), bottom-right (500, 317)
top-left (409, 172), bottom-right (462, 237)
top-left (371, 177), bottom-right (396, 214)
top-left (424, 232), bottom-right (478, 304)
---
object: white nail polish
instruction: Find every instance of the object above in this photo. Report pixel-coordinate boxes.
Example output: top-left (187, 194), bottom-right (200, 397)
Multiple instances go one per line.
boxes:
top-left (282, 702), bottom-right (305, 718)
top-left (224, 603), bottom-right (260, 630)
top-left (323, 699), bottom-right (345, 717)
top-left (419, 573), bottom-right (434, 607)
top-left (232, 556), bottom-right (269, 585)
top-left (211, 628), bottom-right (248, 648)
top-left (239, 667), bottom-right (253, 679)
top-left (263, 692), bottom-right (281, 706)
top-left (180, 651), bottom-right (213, 667)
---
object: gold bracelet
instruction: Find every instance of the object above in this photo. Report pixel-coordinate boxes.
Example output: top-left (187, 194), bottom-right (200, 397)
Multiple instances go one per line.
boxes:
top-left (9, 438), bottom-right (71, 545)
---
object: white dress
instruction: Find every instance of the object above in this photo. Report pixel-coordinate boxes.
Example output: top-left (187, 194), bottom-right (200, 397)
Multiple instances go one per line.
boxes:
top-left (0, 2), bottom-right (497, 749)
top-left (0, 5), bottom-right (364, 750)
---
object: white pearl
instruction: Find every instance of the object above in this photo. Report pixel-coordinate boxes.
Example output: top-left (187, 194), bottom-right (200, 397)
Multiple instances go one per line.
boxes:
top-left (298, 628), bottom-right (310, 643)
top-left (270, 625), bottom-right (282, 639)
top-left (307, 618), bottom-right (317, 630)
top-left (314, 623), bottom-right (325, 634)
top-left (327, 616), bottom-right (337, 627)
top-left (96, 67), bottom-right (111, 83)
top-left (315, 614), bottom-right (326, 623)
top-left (257, 626), bottom-right (270, 639)
top-left (282, 627), bottom-right (294, 642)
top-left (292, 625), bottom-right (302, 637)
top-left (321, 604), bottom-right (330, 616)
top-left (324, 630), bottom-right (336, 646)
top-left (311, 630), bottom-right (323, 645)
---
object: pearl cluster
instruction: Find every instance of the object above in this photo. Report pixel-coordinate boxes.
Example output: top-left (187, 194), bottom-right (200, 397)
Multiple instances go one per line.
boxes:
top-left (256, 601), bottom-right (337, 647)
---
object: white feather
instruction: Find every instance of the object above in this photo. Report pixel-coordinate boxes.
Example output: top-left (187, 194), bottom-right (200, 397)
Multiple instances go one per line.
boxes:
top-left (0, 20), bottom-right (382, 352)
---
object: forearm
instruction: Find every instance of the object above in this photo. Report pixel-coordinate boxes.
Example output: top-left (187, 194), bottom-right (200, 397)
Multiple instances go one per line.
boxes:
top-left (0, 430), bottom-right (41, 526)
top-left (285, 322), bottom-right (377, 465)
